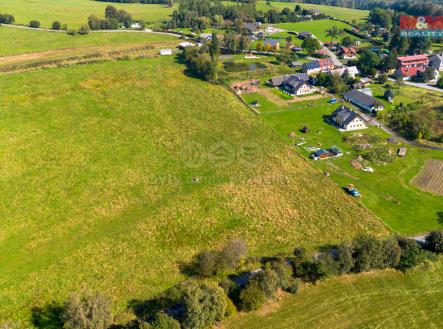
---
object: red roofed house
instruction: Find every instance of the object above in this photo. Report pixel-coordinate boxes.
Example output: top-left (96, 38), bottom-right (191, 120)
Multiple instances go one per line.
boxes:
top-left (395, 55), bottom-right (429, 80)
top-left (340, 47), bottom-right (358, 60)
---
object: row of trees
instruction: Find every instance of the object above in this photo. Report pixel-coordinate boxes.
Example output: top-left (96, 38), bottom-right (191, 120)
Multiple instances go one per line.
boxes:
top-left (88, 5), bottom-right (133, 30)
top-left (32, 231), bottom-right (443, 329)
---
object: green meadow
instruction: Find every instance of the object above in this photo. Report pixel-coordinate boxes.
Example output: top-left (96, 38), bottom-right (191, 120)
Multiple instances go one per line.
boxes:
top-left (255, 1), bottom-right (369, 24)
top-left (0, 0), bottom-right (176, 28)
top-left (275, 20), bottom-right (362, 43)
top-left (241, 93), bottom-right (443, 234)
top-left (0, 26), bottom-right (178, 56)
top-left (0, 56), bottom-right (389, 320)
top-left (227, 259), bottom-right (443, 329)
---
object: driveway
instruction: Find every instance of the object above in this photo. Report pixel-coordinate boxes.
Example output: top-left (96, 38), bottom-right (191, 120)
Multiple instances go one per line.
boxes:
top-left (388, 78), bottom-right (443, 94)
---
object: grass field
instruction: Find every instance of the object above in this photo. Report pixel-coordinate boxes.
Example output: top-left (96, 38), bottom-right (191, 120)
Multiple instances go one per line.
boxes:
top-left (275, 20), bottom-right (361, 43)
top-left (0, 26), bottom-right (178, 57)
top-left (255, 1), bottom-right (369, 24)
top-left (0, 56), bottom-right (389, 321)
top-left (241, 93), bottom-right (443, 234)
top-left (0, 0), bottom-right (176, 28)
top-left (226, 259), bottom-right (443, 329)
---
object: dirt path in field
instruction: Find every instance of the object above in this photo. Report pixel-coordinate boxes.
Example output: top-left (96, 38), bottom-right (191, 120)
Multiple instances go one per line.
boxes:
top-left (256, 88), bottom-right (288, 106)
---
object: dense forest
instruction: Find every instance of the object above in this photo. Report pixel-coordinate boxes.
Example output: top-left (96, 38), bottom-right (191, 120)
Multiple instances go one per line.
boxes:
top-left (95, 0), bottom-right (172, 4)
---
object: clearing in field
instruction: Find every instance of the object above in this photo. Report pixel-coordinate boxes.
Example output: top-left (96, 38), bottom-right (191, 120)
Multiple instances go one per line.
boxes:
top-left (226, 260), bottom-right (443, 329)
top-left (412, 159), bottom-right (443, 196)
top-left (0, 56), bottom-right (388, 321)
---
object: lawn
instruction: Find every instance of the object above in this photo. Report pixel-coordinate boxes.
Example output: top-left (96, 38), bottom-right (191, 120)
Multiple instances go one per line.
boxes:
top-left (226, 259), bottom-right (443, 329)
top-left (0, 56), bottom-right (389, 321)
top-left (255, 1), bottom-right (369, 24)
top-left (275, 20), bottom-right (363, 43)
top-left (0, 25), bottom-right (178, 57)
top-left (246, 93), bottom-right (443, 234)
top-left (0, 0), bottom-right (176, 28)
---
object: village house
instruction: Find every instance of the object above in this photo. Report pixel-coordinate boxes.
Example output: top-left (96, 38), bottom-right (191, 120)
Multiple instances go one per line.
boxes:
top-left (343, 90), bottom-right (384, 113)
top-left (301, 58), bottom-right (335, 75)
top-left (243, 22), bottom-right (261, 33)
top-left (264, 39), bottom-right (280, 50)
top-left (395, 54), bottom-right (429, 80)
top-left (326, 66), bottom-right (359, 78)
top-left (298, 31), bottom-right (313, 39)
top-left (268, 73), bottom-right (315, 96)
top-left (331, 105), bottom-right (367, 131)
top-left (282, 78), bottom-right (317, 96)
top-left (429, 53), bottom-right (443, 71)
top-left (340, 47), bottom-right (358, 60)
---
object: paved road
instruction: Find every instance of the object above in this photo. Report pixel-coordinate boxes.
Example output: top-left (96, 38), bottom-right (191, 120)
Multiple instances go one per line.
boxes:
top-left (314, 36), bottom-right (343, 67)
top-left (388, 78), bottom-right (443, 94)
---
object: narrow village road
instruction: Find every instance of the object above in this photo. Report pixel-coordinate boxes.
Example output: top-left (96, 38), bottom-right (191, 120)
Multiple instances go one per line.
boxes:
top-left (388, 78), bottom-right (443, 94)
top-left (313, 35), bottom-right (343, 67)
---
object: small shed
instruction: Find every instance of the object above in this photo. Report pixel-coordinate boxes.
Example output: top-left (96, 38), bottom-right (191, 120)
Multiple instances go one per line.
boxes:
top-left (398, 147), bottom-right (407, 157)
top-left (160, 49), bottom-right (172, 56)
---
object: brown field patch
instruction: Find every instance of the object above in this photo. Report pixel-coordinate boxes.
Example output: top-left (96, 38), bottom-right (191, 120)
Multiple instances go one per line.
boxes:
top-left (412, 159), bottom-right (443, 195)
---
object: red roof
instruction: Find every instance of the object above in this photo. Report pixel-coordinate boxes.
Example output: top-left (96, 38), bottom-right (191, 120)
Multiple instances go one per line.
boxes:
top-left (318, 58), bottom-right (334, 69)
top-left (342, 47), bottom-right (357, 55)
top-left (398, 66), bottom-right (425, 77)
top-left (397, 55), bottom-right (429, 64)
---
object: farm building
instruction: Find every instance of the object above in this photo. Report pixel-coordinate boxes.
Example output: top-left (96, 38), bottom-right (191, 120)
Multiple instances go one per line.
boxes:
top-left (264, 39), bottom-right (280, 50)
top-left (331, 105), bottom-right (367, 131)
top-left (430, 53), bottom-right (443, 71)
top-left (343, 90), bottom-right (384, 113)
top-left (398, 147), bottom-right (407, 157)
top-left (160, 49), bottom-right (172, 56)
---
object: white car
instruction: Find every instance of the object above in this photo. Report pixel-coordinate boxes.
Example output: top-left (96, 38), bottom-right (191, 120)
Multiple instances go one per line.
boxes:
top-left (362, 167), bottom-right (375, 173)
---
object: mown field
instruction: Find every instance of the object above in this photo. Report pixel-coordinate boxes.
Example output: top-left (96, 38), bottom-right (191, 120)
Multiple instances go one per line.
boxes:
top-left (241, 93), bottom-right (443, 234)
top-left (255, 1), bottom-right (369, 23)
top-left (0, 0), bottom-right (176, 28)
top-left (226, 259), bottom-right (443, 329)
top-left (275, 20), bottom-right (360, 43)
top-left (0, 56), bottom-right (389, 321)
top-left (0, 26), bottom-right (178, 57)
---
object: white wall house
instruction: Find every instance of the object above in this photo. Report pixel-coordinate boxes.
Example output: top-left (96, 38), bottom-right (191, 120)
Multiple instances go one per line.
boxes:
top-left (331, 105), bottom-right (367, 131)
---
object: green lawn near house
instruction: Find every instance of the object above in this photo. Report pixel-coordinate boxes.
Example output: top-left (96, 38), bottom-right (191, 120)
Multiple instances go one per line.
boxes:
top-left (0, 56), bottom-right (389, 321)
top-left (241, 93), bottom-right (443, 234)
top-left (226, 259), bottom-right (443, 329)
top-left (275, 20), bottom-right (362, 43)
top-left (0, 0), bottom-right (176, 28)
top-left (0, 25), bottom-right (178, 57)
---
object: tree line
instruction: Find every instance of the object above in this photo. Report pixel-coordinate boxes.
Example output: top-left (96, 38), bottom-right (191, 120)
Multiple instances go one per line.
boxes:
top-left (88, 5), bottom-right (135, 30)
top-left (95, 0), bottom-right (173, 5)
top-left (27, 231), bottom-right (443, 329)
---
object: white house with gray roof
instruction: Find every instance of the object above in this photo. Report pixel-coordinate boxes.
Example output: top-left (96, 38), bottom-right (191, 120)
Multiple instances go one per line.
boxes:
top-left (331, 105), bottom-right (367, 131)
top-left (430, 53), bottom-right (443, 71)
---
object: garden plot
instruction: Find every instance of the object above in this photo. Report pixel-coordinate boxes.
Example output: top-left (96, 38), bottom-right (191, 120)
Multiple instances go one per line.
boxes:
top-left (412, 159), bottom-right (443, 196)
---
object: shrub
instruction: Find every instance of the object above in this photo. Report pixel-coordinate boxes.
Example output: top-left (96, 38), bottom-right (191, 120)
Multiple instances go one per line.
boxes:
top-left (396, 237), bottom-right (428, 272)
top-left (336, 242), bottom-right (354, 274)
top-left (62, 291), bottom-right (112, 329)
top-left (195, 250), bottom-right (218, 277)
top-left (270, 259), bottom-right (296, 292)
top-left (150, 312), bottom-right (180, 329)
top-left (253, 268), bottom-right (279, 298)
top-left (78, 25), bottom-right (91, 35)
top-left (426, 231), bottom-right (443, 253)
top-left (382, 238), bottom-right (401, 268)
top-left (377, 73), bottom-right (388, 84)
top-left (52, 21), bottom-right (62, 30)
top-left (62, 24), bottom-right (68, 31)
top-left (352, 235), bottom-right (386, 272)
top-left (181, 281), bottom-right (228, 329)
top-left (316, 253), bottom-right (339, 276)
top-left (0, 13), bottom-right (15, 24)
top-left (29, 20), bottom-right (41, 28)
top-left (219, 239), bottom-right (247, 269)
top-left (238, 281), bottom-right (266, 312)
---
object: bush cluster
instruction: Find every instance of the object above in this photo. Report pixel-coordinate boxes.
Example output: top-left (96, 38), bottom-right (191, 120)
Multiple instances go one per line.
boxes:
top-left (0, 13), bottom-right (15, 24)
top-left (41, 231), bottom-right (442, 329)
top-left (88, 5), bottom-right (133, 30)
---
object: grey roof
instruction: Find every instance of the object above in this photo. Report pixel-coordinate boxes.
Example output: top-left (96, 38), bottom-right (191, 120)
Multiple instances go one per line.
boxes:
top-left (268, 73), bottom-right (309, 86)
top-left (332, 105), bottom-right (360, 126)
top-left (299, 31), bottom-right (312, 38)
top-left (286, 79), bottom-right (306, 91)
top-left (244, 22), bottom-right (257, 31)
top-left (264, 39), bottom-right (279, 46)
top-left (302, 61), bottom-right (321, 70)
top-left (343, 90), bottom-right (382, 108)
